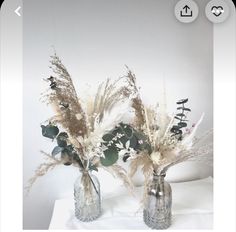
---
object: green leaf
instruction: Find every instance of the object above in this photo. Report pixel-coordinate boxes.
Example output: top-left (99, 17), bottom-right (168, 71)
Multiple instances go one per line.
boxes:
top-left (89, 163), bottom-right (98, 172)
top-left (176, 113), bottom-right (186, 117)
top-left (170, 127), bottom-right (183, 135)
top-left (120, 123), bottom-right (133, 137)
top-left (65, 144), bottom-right (73, 152)
top-left (177, 98), bottom-right (188, 104)
top-left (178, 122), bottom-right (187, 128)
top-left (102, 133), bottom-right (115, 142)
top-left (51, 146), bottom-right (63, 156)
top-left (171, 125), bottom-right (181, 130)
top-left (174, 116), bottom-right (182, 121)
top-left (133, 131), bottom-right (147, 141)
top-left (57, 132), bottom-right (68, 147)
top-left (134, 137), bottom-right (152, 154)
top-left (118, 136), bottom-right (129, 147)
top-left (106, 142), bottom-right (119, 151)
top-left (129, 136), bottom-right (138, 149)
top-left (146, 144), bottom-right (153, 154)
top-left (177, 107), bottom-right (191, 112)
top-left (63, 145), bottom-right (74, 157)
top-left (133, 131), bottom-right (149, 148)
top-left (100, 146), bottom-right (119, 166)
top-left (41, 124), bottom-right (59, 139)
top-left (63, 162), bottom-right (72, 166)
top-left (111, 126), bottom-right (123, 136)
top-left (61, 151), bottom-right (73, 166)
top-left (135, 140), bottom-right (146, 150)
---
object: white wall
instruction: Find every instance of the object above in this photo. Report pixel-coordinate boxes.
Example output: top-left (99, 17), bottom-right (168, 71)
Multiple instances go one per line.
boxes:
top-left (23, 0), bottom-right (213, 229)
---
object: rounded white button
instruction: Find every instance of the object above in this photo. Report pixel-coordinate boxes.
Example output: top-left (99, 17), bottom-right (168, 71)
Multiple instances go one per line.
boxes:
top-left (205, 0), bottom-right (230, 23)
top-left (175, 0), bottom-right (199, 23)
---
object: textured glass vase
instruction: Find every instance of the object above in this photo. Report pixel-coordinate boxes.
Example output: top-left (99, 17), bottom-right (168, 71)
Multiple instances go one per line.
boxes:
top-left (74, 171), bottom-right (101, 222)
top-left (143, 171), bottom-right (172, 229)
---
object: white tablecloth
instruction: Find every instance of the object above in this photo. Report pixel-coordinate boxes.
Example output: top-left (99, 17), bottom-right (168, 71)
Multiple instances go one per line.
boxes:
top-left (49, 177), bottom-right (213, 230)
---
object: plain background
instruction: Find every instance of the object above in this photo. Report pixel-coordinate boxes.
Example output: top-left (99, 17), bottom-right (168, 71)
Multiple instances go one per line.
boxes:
top-left (23, 0), bottom-right (213, 229)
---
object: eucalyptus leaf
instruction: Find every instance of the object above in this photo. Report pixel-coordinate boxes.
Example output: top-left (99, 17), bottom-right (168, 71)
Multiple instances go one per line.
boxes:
top-left (51, 146), bottom-right (64, 156)
top-left (176, 113), bottom-right (186, 117)
top-left (57, 132), bottom-right (68, 147)
top-left (63, 162), bottom-right (72, 166)
top-left (174, 116), bottom-right (182, 121)
top-left (145, 144), bottom-right (153, 154)
top-left (120, 123), bottom-right (133, 137)
top-left (178, 122), bottom-right (187, 128)
top-left (102, 133), bottom-right (115, 142)
top-left (41, 124), bottom-right (59, 139)
top-left (89, 164), bottom-right (98, 172)
top-left (171, 125), bottom-right (180, 129)
top-left (61, 151), bottom-right (73, 166)
top-left (177, 98), bottom-right (188, 104)
top-left (111, 126), bottom-right (123, 136)
top-left (133, 131), bottom-right (149, 150)
top-left (170, 127), bottom-right (183, 135)
top-left (177, 107), bottom-right (191, 112)
top-left (100, 146), bottom-right (119, 166)
top-left (64, 145), bottom-right (74, 156)
top-left (118, 136), bottom-right (129, 147)
top-left (67, 145), bottom-right (73, 150)
top-left (133, 131), bottom-right (147, 141)
top-left (171, 98), bottom-right (191, 140)
top-left (129, 136), bottom-right (138, 149)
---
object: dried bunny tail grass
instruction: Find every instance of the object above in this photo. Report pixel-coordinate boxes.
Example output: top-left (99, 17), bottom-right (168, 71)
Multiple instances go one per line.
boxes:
top-left (92, 100), bottom-right (131, 141)
top-left (192, 128), bottom-right (213, 147)
top-left (24, 151), bottom-right (63, 194)
top-left (88, 77), bottom-right (131, 131)
top-left (181, 113), bottom-right (205, 150)
top-left (124, 67), bottom-right (146, 131)
top-left (68, 135), bottom-right (85, 156)
top-left (132, 97), bottom-right (146, 131)
top-left (155, 82), bottom-right (172, 139)
top-left (129, 154), bottom-right (154, 209)
top-left (186, 142), bottom-right (213, 164)
top-left (129, 152), bottom-right (153, 178)
top-left (103, 164), bottom-right (135, 196)
top-left (42, 53), bottom-right (88, 138)
top-left (159, 141), bottom-right (213, 174)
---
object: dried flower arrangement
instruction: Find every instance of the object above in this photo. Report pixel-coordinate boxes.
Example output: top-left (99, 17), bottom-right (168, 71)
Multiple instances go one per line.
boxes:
top-left (26, 57), bottom-right (213, 216)
top-left (26, 54), bottom-right (135, 194)
top-left (104, 69), bottom-right (213, 200)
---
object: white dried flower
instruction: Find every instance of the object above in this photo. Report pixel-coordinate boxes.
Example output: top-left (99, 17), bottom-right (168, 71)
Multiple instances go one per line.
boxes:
top-left (117, 140), bottom-right (137, 159)
top-left (150, 151), bottom-right (162, 165)
top-left (76, 113), bottom-right (83, 120)
top-left (116, 141), bottom-right (125, 149)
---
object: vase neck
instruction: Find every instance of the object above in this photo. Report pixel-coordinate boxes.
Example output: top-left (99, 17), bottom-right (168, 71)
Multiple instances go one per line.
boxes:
top-left (80, 169), bottom-right (91, 176)
top-left (153, 170), bottom-right (166, 182)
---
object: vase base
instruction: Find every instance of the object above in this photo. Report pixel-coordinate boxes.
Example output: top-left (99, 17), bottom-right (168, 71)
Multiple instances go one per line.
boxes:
top-left (143, 210), bottom-right (171, 229)
top-left (75, 205), bottom-right (101, 222)
top-left (75, 213), bottom-right (101, 222)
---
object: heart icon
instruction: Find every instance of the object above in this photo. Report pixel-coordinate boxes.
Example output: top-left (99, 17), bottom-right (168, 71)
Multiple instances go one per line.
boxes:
top-left (211, 6), bottom-right (224, 17)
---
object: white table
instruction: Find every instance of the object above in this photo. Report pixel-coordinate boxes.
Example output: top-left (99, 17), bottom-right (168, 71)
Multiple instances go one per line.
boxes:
top-left (49, 177), bottom-right (213, 230)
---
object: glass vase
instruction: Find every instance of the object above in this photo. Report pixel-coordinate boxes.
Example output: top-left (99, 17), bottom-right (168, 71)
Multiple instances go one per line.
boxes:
top-left (143, 171), bottom-right (172, 229)
top-left (74, 171), bottom-right (101, 222)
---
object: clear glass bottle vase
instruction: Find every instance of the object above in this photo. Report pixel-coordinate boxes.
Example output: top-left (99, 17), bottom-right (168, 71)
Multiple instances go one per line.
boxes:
top-left (143, 171), bottom-right (172, 229)
top-left (74, 171), bottom-right (101, 222)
